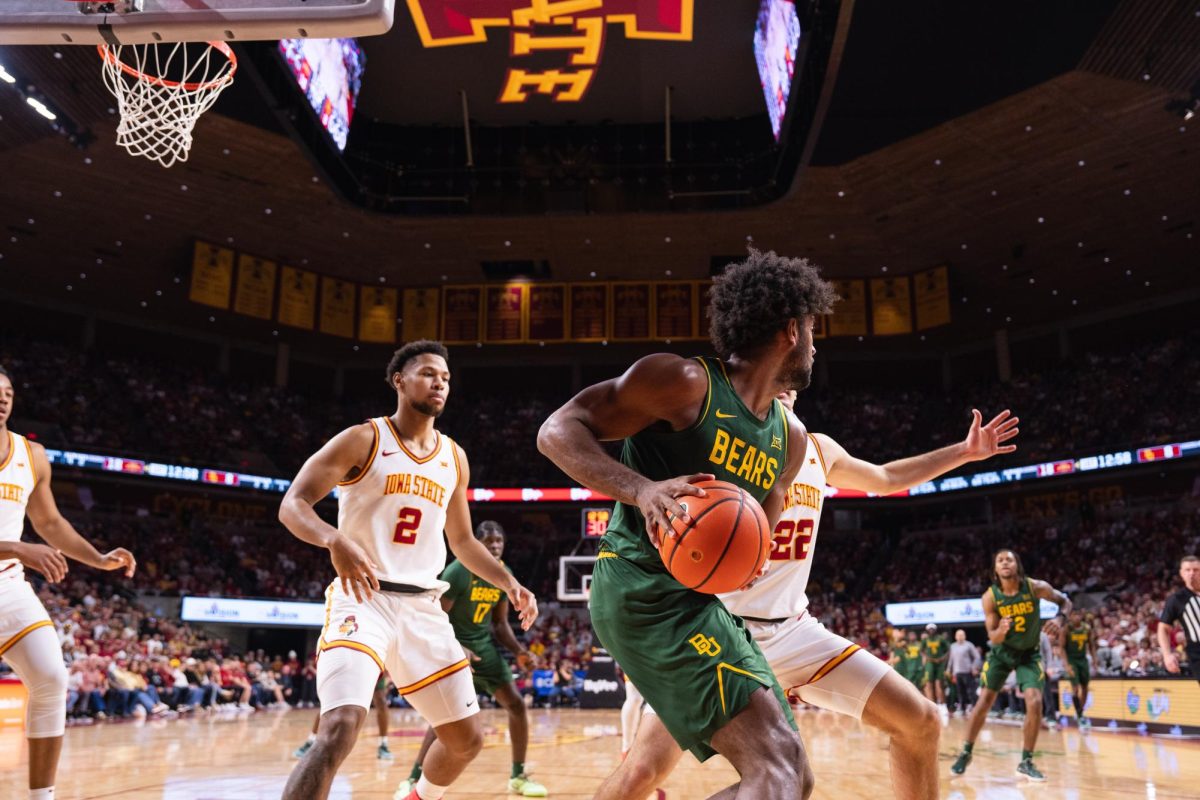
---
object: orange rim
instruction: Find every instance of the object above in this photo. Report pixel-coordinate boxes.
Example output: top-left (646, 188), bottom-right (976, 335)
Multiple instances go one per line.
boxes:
top-left (97, 40), bottom-right (237, 91)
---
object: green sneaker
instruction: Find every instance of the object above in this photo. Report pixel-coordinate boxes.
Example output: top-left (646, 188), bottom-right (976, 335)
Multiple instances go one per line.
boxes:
top-left (1016, 758), bottom-right (1046, 782)
top-left (950, 749), bottom-right (972, 776)
top-left (378, 742), bottom-right (394, 761)
top-left (393, 779), bottom-right (415, 800)
top-left (509, 774), bottom-right (548, 797)
top-left (292, 740), bottom-right (313, 759)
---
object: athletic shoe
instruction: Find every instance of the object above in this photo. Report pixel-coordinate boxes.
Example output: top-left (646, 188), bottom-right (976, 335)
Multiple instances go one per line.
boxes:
top-left (1080, 717), bottom-right (1092, 731)
top-left (509, 774), bottom-right (548, 797)
top-left (950, 749), bottom-right (972, 776)
top-left (1016, 758), bottom-right (1046, 781)
top-left (293, 741), bottom-right (313, 759)
top-left (378, 743), bottom-right (394, 761)
top-left (393, 780), bottom-right (415, 800)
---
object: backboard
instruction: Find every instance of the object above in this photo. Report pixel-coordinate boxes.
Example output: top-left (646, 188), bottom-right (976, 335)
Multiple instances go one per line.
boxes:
top-left (0, 0), bottom-right (395, 45)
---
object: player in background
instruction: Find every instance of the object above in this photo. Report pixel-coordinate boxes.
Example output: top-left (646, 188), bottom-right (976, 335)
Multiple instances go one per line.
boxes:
top-left (1060, 609), bottom-right (1096, 729)
top-left (0, 365), bottom-right (137, 800)
top-left (278, 341), bottom-right (537, 800)
top-left (540, 251), bottom-right (836, 800)
top-left (294, 674), bottom-right (394, 760)
top-left (950, 549), bottom-right (1070, 782)
top-left (395, 520), bottom-right (547, 799)
top-left (920, 623), bottom-right (950, 721)
top-left (605, 386), bottom-right (1020, 800)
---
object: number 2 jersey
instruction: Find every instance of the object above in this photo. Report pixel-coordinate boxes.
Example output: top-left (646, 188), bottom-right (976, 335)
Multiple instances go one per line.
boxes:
top-left (336, 417), bottom-right (461, 592)
top-left (719, 423), bottom-right (826, 620)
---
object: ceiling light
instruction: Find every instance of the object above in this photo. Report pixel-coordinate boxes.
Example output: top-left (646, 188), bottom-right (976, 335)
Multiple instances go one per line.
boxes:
top-left (25, 97), bottom-right (55, 120)
top-left (0, 64), bottom-right (14, 83)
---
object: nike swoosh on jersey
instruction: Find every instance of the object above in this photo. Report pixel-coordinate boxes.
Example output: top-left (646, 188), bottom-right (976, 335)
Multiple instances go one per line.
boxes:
top-left (715, 409), bottom-right (736, 419)
top-left (381, 450), bottom-right (400, 457)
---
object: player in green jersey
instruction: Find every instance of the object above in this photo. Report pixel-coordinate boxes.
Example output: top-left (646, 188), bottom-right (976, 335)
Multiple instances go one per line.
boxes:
top-left (395, 521), bottom-right (546, 799)
top-left (950, 549), bottom-right (1070, 782)
top-left (293, 675), bottom-right (393, 761)
top-left (539, 250), bottom-right (837, 799)
top-left (920, 624), bottom-right (950, 716)
top-left (889, 629), bottom-right (924, 689)
top-left (1060, 609), bottom-right (1096, 729)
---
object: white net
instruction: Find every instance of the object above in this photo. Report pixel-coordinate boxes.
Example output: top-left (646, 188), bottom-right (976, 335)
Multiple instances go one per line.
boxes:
top-left (98, 41), bottom-right (237, 168)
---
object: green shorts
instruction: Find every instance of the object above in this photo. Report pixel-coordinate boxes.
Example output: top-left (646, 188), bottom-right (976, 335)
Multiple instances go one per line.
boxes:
top-left (925, 661), bottom-right (947, 684)
top-left (981, 645), bottom-right (1043, 692)
top-left (1066, 657), bottom-right (1090, 686)
top-left (589, 553), bottom-right (794, 762)
top-left (902, 663), bottom-right (924, 687)
top-left (462, 637), bottom-right (514, 695)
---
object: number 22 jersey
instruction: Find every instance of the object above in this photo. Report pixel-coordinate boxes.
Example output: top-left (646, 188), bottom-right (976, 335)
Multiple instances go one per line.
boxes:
top-left (719, 423), bottom-right (827, 620)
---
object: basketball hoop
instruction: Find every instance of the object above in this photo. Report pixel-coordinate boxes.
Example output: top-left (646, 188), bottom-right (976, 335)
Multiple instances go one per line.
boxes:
top-left (97, 40), bottom-right (236, 168)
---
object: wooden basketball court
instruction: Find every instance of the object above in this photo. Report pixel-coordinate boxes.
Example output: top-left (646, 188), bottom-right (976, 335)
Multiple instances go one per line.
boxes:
top-left (1, 707), bottom-right (1196, 799)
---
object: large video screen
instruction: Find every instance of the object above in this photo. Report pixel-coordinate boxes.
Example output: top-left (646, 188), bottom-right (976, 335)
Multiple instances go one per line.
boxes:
top-left (754, 0), bottom-right (802, 142)
top-left (278, 38), bottom-right (366, 152)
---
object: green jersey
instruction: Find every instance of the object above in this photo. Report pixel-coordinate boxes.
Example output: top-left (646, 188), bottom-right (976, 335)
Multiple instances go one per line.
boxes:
top-left (441, 559), bottom-right (508, 644)
top-left (602, 356), bottom-right (790, 569)
top-left (920, 635), bottom-right (948, 662)
top-left (1065, 623), bottom-right (1091, 659)
top-left (990, 578), bottom-right (1041, 651)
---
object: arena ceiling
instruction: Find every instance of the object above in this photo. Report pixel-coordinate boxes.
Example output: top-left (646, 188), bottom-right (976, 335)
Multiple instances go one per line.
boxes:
top-left (0, 0), bottom-right (1197, 358)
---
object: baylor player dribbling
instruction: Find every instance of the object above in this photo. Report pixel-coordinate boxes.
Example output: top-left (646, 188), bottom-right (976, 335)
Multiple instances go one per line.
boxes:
top-left (951, 549), bottom-right (1070, 782)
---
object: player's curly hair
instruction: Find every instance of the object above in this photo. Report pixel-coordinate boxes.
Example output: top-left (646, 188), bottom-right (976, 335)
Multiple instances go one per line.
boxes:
top-left (476, 520), bottom-right (506, 540)
top-left (991, 549), bottom-right (1027, 586)
top-left (708, 249), bottom-right (838, 357)
top-left (384, 340), bottom-right (449, 387)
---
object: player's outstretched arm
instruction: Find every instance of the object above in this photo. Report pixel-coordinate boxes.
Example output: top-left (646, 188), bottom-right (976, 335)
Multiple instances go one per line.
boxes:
top-left (24, 442), bottom-right (134, 580)
top-left (444, 444), bottom-right (538, 630)
top-left (538, 354), bottom-right (714, 544)
top-left (491, 597), bottom-right (531, 662)
top-left (279, 422), bottom-right (380, 602)
top-left (816, 409), bottom-right (1019, 495)
top-left (1031, 578), bottom-right (1071, 637)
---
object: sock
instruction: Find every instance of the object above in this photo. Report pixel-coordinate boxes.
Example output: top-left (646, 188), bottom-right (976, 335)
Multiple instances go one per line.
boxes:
top-left (408, 763), bottom-right (423, 782)
top-left (414, 775), bottom-right (448, 800)
top-left (1021, 749), bottom-right (1033, 762)
top-left (962, 741), bottom-right (973, 754)
top-left (30, 788), bottom-right (54, 800)
top-left (379, 736), bottom-right (388, 748)
top-left (306, 733), bottom-right (317, 745)
top-left (511, 762), bottom-right (525, 779)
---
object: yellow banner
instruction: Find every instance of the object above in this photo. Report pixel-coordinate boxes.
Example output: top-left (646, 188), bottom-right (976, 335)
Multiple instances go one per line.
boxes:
top-left (189, 241), bottom-right (234, 310)
top-left (401, 288), bottom-right (440, 342)
top-left (319, 277), bottom-right (356, 339)
top-left (233, 254), bottom-right (277, 320)
top-left (441, 286), bottom-right (483, 344)
top-left (485, 284), bottom-right (528, 343)
top-left (611, 282), bottom-right (652, 341)
top-left (915, 265), bottom-right (951, 331)
top-left (654, 282), bottom-right (696, 340)
top-left (277, 266), bottom-right (318, 331)
top-left (569, 284), bottom-right (608, 342)
top-left (359, 286), bottom-right (398, 343)
top-left (528, 284), bottom-right (567, 342)
top-left (827, 279), bottom-right (867, 337)
top-left (1058, 678), bottom-right (1200, 730)
top-left (870, 277), bottom-right (913, 336)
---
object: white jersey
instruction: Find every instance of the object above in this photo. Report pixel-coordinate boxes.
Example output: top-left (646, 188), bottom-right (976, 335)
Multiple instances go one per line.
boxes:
top-left (0, 431), bottom-right (38, 582)
top-left (336, 417), bottom-right (461, 591)
top-left (720, 430), bottom-right (827, 620)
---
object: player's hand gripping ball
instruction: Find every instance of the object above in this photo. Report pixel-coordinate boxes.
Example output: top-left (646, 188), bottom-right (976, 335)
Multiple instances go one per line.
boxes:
top-left (657, 480), bottom-right (771, 594)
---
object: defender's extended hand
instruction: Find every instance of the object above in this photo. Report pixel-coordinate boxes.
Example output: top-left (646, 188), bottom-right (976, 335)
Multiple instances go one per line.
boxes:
top-left (99, 547), bottom-right (137, 578)
top-left (963, 409), bottom-right (1019, 461)
top-left (507, 584), bottom-right (539, 630)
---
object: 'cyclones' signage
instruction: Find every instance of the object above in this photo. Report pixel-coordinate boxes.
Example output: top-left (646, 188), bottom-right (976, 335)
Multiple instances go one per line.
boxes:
top-left (406, 0), bottom-right (695, 102)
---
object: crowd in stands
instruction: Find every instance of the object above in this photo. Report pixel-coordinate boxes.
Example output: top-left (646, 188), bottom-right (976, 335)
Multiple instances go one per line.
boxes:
top-left (3, 329), bottom-right (1197, 486)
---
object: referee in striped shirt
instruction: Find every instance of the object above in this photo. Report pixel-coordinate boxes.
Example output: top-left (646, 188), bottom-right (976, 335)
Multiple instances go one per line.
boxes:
top-left (1158, 555), bottom-right (1200, 683)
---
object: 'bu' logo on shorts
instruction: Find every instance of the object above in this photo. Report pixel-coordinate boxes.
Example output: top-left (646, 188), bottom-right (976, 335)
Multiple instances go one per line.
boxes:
top-left (689, 633), bottom-right (721, 657)
top-left (339, 615), bottom-right (359, 636)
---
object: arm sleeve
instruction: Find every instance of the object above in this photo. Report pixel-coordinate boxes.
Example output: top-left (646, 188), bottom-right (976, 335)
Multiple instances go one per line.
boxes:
top-left (1159, 595), bottom-right (1180, 625)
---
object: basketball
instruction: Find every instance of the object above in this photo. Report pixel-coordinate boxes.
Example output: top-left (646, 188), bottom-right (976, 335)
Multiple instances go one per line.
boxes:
top-left (658, 480), bottom-right (771, 594)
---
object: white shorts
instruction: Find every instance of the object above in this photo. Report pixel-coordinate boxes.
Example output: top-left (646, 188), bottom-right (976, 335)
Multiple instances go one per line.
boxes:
top-left (317, 582), bottom-right (476, 728)
top-left (0, 576), bottom-right (53, 660)
top-left (747, 612), bottom-right (890, 720)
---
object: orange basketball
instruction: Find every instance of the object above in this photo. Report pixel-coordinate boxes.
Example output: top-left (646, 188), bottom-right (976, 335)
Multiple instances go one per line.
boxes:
top-left (658, 480), bottom-right (771, 594)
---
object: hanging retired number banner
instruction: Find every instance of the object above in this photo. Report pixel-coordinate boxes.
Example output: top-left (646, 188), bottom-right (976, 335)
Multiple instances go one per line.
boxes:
top-left (233, 254), bottom-right (277, 320)
top-left (697, 281), bottom-right (713, 342)
top-left (569, 283), bottom-right (608, 341)
top-left (611, 282), bottom-right (652, 341)
top-left (654, 282), bottom-right (696, 340)
top-left (485, 284), bottom-right (527, 343)
top-left (189, 241), bottom-right (234, 310)
top-left (319, 277), bottom-right (356, 339)
top-left (441, 286), bottom-right (483, 344)
top-left (401, 288), bottom-right (440, 342)
top-left (828, 279), bottom-right (868, 337)
top-left (528, 284), bottom-right (567, 342)
top-left (277, 266), bottom-right (317, 330)
top-left (359, 286), bottom-right (398, 344)
top-left (915, 265), bottom-right (952, 330)
top-left (870, 277), bottom-right (914, 335)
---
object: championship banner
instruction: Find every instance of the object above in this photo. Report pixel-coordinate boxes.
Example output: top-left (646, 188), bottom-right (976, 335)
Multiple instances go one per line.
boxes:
top-left (189, 241), bottom-right (234, 310)
top-left (319, 277), bottom-right (357, 339)
top-left (277, 266), bottom-right (318, 331)
top-left (697, 281), bottom-right (713, 342)
top-left (1058, 678), bottom-right (1200, 733)
top-left (233, 254), bottom-right (277, 320)
top-left (401, 288), bottom-right (440, 342)
top-left (441, 285), bottom-right (484, 344)
top-left (915, 265), bottom-right (951, 330)
top-left (358, 286), bottom-right (398, 344)
top-left (654, 281), bottom-right (696, 340)
top-left (827, 279), bottom-right (866, 337)
top-left (485, 283), bottom-right (528, 343)
top-left (813, 314), bottom-right (827, 340)
top-left (611, 282), bottom-right (652, 341)
top-left (870, 277), bottom-right (914, 336)
top-left (528, 284), bottom-right (567, 342)
top-left (569, 283), bottom-right (609, 341)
